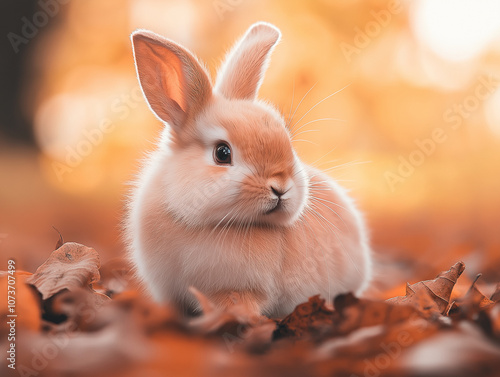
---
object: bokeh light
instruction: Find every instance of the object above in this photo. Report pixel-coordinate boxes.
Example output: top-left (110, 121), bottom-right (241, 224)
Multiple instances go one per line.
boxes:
top-left (411, 0), bottom-right (500, 62)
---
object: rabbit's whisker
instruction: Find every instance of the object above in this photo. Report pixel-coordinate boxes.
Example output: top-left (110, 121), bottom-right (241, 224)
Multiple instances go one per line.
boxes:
top-left (291, 84), bottom-right (351, 131)
top-left (309, 196), bottom-right (350, 232)
top-left (309, 159), bottom-right (371, 178)
top-left (291, 139), bottom-right (319, 146)
top-left (291, 117), bottom-right (346, 139)
top-left (286, 82), bottom-right (318, 129)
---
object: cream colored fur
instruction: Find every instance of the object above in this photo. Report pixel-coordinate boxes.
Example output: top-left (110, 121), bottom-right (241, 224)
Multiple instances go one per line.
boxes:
top-left (126, 22), bottom-right (372, 318)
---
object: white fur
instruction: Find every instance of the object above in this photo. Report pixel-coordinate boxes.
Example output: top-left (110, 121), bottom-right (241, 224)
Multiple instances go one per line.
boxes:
top-left (126, 23), bottom-right (372, 318)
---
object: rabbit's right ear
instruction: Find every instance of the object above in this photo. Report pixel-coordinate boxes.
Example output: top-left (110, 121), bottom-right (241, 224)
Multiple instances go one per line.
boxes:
top-left (215, 22), bottom-right (281, 101)
top-left (131, 30), bottom-right (212, 131)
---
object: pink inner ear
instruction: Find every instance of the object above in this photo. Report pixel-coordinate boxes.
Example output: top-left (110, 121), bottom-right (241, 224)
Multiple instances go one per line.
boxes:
top-left (148, 45), bottom-right (187, 113)
top-left (133, 35), bottom-right (188, 127)
top-left (132, 31), bottom-right (213, 130)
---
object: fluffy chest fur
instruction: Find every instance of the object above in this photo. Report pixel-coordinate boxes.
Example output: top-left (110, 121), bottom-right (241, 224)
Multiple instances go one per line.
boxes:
top-left (128, 150), bottom-right (370, 317)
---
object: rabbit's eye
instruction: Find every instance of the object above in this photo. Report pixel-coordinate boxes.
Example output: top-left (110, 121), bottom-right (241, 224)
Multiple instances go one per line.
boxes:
top-left (214, 143), bottom-right (232, 165)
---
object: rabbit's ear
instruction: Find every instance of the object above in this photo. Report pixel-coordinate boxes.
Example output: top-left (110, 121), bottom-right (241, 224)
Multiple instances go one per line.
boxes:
top-left (215, 22), bottom-right (281, 101)
top-left (131, 30), bottom-right (212, 131)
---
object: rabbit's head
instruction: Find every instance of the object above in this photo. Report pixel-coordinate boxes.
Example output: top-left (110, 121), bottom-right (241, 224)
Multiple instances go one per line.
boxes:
top-left (132, 23), bottom-right (309, 228)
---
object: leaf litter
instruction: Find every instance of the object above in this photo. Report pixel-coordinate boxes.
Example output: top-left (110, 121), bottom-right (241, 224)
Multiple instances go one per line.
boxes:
top-left (2, 242), bottom-right (500, 377)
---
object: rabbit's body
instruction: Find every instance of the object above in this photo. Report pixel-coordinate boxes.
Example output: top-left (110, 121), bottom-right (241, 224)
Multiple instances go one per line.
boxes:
top-left (126, 23), bottom-right (372, 317)
top-left (131, 152), bottom-right (370, 317)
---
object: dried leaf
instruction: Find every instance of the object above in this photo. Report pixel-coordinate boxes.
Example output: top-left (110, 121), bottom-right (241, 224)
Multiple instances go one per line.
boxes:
top-left (27, 242), bottom-right (101, 299)
top-left (489, 303), bottom-right (500, 340)
top-left (448, 274), bottom-right (495, 320)
top-left (189, 287), bottom-right (274, 353)
top-left (273, 295), bottom-right (333, 340)
top-left (52, 226), bottom-right (64, 250)
top-left (95, 257), bottom-right (135, 297)
top-left (491, 283), bottom-right (500, 302)
top-left (331, 293), bottom-right (423, 336)
top-left (387, 261), bottom-right (465, 315)
top-left (8, 239), bottom-right (500, 377)
top-left (45, 287), bottom-right (110, 331)
top-left (467, 275), bottom-right (495, 310)
top-left (88, 290), bottom-right (177, 334)
top-left (274, 293), bottom-right (422, 342)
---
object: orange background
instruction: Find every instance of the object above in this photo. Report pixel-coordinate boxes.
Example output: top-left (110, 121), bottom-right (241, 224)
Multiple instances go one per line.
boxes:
top-left (1, 0), bottom-right (500, 290)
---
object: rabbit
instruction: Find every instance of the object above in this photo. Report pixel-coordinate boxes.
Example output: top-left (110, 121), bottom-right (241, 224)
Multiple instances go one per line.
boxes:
top-left (126, 22), bottom-right (372, 318)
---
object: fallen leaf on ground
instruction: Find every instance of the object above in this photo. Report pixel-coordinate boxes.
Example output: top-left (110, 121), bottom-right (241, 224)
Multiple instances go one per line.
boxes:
top-left (387, 261), bottom-right (465, 316)
top-left (490, 283), bottom-right (500, 302)
top-left (273, 295), bottom-right (333, 340)
top-left (4, 240), bottom-right (500, 377)
top-left (94, 257), bottom-right (136, 297)
top-left (52, 226), bottom-right (64, 249)
top-left (448, 274), bottom-right (495, 325)
top-left (27, 242), bottom-right (101, 300)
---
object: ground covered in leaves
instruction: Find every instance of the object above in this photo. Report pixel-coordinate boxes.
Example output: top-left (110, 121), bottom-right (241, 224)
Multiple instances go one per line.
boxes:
top-left (2, 240), bottom-right (500, 377)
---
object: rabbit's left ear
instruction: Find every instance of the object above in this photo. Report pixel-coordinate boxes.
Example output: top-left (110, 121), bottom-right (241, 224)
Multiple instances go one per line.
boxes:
top-left (215, 22), bottom-right (281, 101)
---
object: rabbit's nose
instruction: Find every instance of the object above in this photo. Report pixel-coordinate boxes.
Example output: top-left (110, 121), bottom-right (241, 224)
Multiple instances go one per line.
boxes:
top-left (271, 185), bottom-right (292, 199)
top-left (271, 186), bottom-right (285, 198)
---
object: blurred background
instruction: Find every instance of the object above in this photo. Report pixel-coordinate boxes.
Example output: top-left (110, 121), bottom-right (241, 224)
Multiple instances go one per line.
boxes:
top-left (1, 0), bottom-right (499, 291)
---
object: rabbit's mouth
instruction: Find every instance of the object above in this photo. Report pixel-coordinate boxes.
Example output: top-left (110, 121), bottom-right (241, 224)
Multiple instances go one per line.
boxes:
top-left (264, 199), bottom-right (283, 215)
